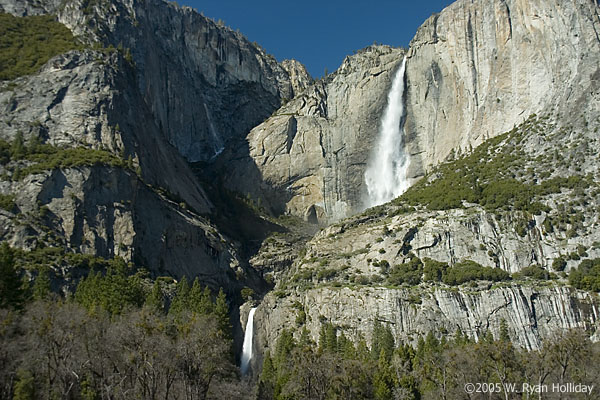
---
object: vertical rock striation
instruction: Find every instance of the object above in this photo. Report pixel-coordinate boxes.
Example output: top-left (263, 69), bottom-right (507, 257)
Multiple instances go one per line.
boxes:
top-left (1, 0), bottom-right (311, 162)
top-left (253, 285), bottom-right (599, 354)
top-left (404, 0), bottom-right (600, 173)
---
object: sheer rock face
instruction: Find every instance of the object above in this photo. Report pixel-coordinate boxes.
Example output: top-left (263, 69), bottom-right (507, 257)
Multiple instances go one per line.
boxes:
top-left (0, 0), bottom-right (307, 162)
top-left (280, 59), bottom-right (313, 98)
top-left (219, 46), bottom-right (406, 224)
top-left (405, 0), bottom-right (600, 172)
top-left (221, 0), bottom-right (600, 223)
top-left (0, 48), bottom-right (254, 289)
top-left (0, 0), bottom-right (285, 289)
top-left (250, 285), bottom-right (599, 362)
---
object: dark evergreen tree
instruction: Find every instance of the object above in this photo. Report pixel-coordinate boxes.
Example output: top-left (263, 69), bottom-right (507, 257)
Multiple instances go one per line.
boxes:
top-left (144, 280), bottom-right (164, 313)
top-left (31, 268), bottom-right (51, 301)
top-left (168, 276), bottom-right (190, 316)
top-left (0, 243), bottom-right (25, 309)
top-left (214, 288), bottom-right (231, 339)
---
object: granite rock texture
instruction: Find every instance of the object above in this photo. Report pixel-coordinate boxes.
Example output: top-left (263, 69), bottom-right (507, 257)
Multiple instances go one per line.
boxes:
top-left (404, 0), bottom-right (600, 172)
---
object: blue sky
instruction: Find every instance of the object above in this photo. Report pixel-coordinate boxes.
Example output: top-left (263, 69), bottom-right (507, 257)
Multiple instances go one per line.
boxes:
top-left (179, 0), bottom-right (455, 78)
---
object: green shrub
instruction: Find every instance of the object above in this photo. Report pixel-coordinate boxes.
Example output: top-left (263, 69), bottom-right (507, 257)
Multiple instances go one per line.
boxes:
top-left (373, 259), bottom-right (390, 273)
top-left (0, 13), bottom-right (82, 81)
top-left (388, 256), bottom-right (423, 286)
top-left (569, 259), bottom-right (600, 292)
top-left (513, 265), bottom-right (554, 280)
top-left (394, 115), bottom-right (588, 213)
top-left (317, 268), bottom-right (337, 281)
top-left (0, 136), bottom-right (133, 179)
top-left (552, 257), bottom-right (567, 272)
top-left (422, 258), bottom-right (448, 282)
top-left (295, 309), bottom-right (306, 326)
top-left (442, 260), bottom-right (510, 285)
top-left (240, 287), bottom-right (255, 301)
top-left (354, 274), bottom-right (370, 285)
top-left (577, 245), bottom-right (588, 257)
top-left (0, 193), bottom-right (16, 211)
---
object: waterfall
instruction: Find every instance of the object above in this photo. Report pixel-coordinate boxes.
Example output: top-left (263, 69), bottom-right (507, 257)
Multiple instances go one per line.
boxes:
top-left (203, 103), bottom-right (225, 158)
top-left (364, 57), bottom-right (410, 207)
top-left (240, 307), bottom-right (257, 375)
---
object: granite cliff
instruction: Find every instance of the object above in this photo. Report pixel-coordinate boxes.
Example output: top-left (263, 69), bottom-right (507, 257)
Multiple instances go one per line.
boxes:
top-left (219, 0), bottom-right (600, 225)
top-left (1, 0), bottom-right (600, 376)
top-left (1, 0), bottom-right (311, 162)
top-left (404, 0), bottom-right (600, 172)
top-left (235, 0), bottom-right (600, 368)
top-left (0, 0), bottom-right (312, 294)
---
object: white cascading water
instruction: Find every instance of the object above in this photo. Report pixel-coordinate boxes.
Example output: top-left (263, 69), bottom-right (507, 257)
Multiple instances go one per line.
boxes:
top-left (364, 57), bottom-right (410, 207)
top-left (240, 307), bottom-right (257, 375)
top-left (203, 103), bottom-right (225, 158)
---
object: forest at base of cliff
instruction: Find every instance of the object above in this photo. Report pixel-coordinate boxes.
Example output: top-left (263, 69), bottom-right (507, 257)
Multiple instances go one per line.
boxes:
top-left (2, 241), bottom-right (599, 400)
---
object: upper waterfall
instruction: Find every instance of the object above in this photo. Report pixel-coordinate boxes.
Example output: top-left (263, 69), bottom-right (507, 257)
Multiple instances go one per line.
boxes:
top-left (240, 307), bottom-right (257, 375)
top-left (364, 56), bottom-right (410, 208)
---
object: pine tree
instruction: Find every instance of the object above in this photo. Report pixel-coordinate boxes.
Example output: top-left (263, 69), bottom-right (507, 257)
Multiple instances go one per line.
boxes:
top-left (355, 336), bottom-right (371, 362)
top-left (10, 131), bottom-right (26, 159)
top-left (168, 276), bottom-right (190, 316)
top-left (374, 350), bottom-right (393, 400)
top-left (274, 329), bottom-right (295, 367)
top-left (27, 135), bottom-right (42, 153)
top-left (424, 331), bottom-right (439, 353)
top-left (260, 351), bottom-right (276, 384)
top-left (214, 288), bottom-right (231, 338)
top-left (499, 318), bottom-right (511, 342)
top-left (258, 351), bottom-right (276, 400)
top-left (144, 281), bottom-right (164, 313)
top-left (188, 278), bottom-right (213, 315)
top-left (0, 243), bottom-right (25, 309)
top-left (372, 320), bottom-right (395, 361)
top-left (298, 327), bottom-right (312, 349)
top-left (32, 268), bottom-right (51, 301)
top-left (326, 324), bottom-right (337, 353)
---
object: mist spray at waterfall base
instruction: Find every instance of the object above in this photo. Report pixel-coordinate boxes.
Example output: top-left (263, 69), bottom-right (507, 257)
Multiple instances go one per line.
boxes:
top-left (364, 57), bottom-right (410, 207)
top-left (240, 307), bottom-right (257, 375)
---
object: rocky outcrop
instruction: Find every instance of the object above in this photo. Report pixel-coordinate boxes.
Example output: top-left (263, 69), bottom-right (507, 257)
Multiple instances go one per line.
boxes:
top-left (280, 59), bottom-right (312, 98)
top-left (218, 46), bottom-right (406, 223)
top-left (0, 45), bottom-right (256, 291)
top-left (0, 165), bottom-right (249, 287)
top-left (404, 0), bottom-right (600, 172)
top-left (1, 0), bottom-right (309, 163)
top-left (251, 284), bottom-right (599, 357)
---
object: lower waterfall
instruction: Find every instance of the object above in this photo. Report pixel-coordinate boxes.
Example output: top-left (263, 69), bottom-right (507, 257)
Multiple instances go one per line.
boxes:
top-left (364, 56), bottom-right (410, 207)
top-left (240, 307), bottom-right (257, 375)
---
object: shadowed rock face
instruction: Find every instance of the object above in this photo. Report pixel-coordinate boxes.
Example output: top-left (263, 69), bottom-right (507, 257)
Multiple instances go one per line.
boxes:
top-left (0, 0), bottom-right (303, 292)
top-left (217, 45), bottom-right (406, 224)
top-left (219, 0), bottom-right (600, 224)
top-left (0, 47), bottom-right (255, 290)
